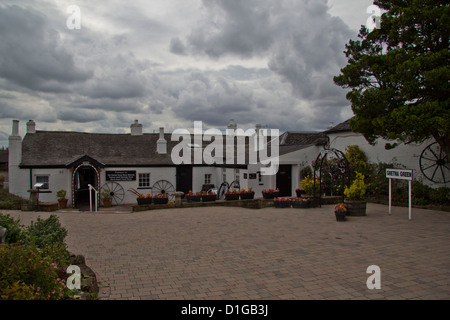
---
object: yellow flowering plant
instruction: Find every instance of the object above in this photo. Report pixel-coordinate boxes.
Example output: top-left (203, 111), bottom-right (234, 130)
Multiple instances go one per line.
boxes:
top-left (344, 172), bottom-right (367, 200)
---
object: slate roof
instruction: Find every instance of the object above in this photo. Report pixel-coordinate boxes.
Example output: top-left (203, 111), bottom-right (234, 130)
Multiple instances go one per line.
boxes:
top-left (21, 131), bottom-right (174, 167)
top-left (324, 118), bottom-right (353, 134)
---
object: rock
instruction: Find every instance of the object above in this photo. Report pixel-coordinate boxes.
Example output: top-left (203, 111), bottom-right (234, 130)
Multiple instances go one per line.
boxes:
top-left (69, 254), bottom-right (99, 299)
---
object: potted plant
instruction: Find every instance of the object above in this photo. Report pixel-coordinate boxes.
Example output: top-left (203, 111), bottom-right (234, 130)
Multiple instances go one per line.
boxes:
top-left (274, 197), bottom-right (291, 208)
top-left (56, 189), bottom-right (68, 209)
top-left (185, 191), bottom-right (201, 202)
top-left (334, 203), bottom-right (347, 221)
top-left (201, 190), bottom-right (217, 202)
top-left (300, 176), bottom-right (321, 198)
top-left (225, 189), bottom-right (240, 201)
top-left (292, 197), bottom-right (310, 208)
top-left (343, 172), bottom-right (367, 216)
top-left (153, 193), bottom-right (169, 205)
top-left (239, 188), bottom-right (255, 200)
top-left (101, 189), bottom-right (112, 208)
top-left (262, 189), bottom-right (280, 199)
top-left (137, 193), bottom-right (152, 205)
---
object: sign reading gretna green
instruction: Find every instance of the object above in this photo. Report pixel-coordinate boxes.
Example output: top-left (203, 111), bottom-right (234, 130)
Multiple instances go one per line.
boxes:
top-left (386, 169), bottom-right (413, 181)
top-left (106, 170), bottom-right (136, 181)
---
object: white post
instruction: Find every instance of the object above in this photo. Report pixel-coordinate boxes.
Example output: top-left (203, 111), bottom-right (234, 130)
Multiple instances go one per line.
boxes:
top-left (409, 180), bottom-right (412, 220)
top-left (388, 178), bottom-right (392, 215)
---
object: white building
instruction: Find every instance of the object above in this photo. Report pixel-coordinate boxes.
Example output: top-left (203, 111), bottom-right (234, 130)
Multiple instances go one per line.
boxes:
top-left (7, 118), bottom-right (445, 209)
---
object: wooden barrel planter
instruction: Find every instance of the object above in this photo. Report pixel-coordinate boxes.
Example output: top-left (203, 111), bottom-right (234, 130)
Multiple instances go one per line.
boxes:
top-left (344, 199), bottom-right (367, 216)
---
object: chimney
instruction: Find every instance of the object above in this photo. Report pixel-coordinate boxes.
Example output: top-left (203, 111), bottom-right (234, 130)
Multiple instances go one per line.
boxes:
top-left (26, 120), bottom-right (36, 134)
top-left (227, 119), bottom-right (237, 130)
top-left (157, 127), bottom-right (167, 154)
top-left (11, 120), bottom-right (19, 137)
top-left (256, 124), bottom-right (262, 133)
top-left (130, 120), bottom-right (143, 136)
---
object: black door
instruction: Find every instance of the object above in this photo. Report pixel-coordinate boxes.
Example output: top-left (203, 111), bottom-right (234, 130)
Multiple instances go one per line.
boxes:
top-left (75, 167), bottom-right (97, 210)
top-left (176, 166), bottom-right (193, 196)
top-left (276, 165), bottom-right (292, 197)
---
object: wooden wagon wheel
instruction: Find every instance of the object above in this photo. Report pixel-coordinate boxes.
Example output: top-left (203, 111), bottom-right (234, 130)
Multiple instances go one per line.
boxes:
top-left (419, 142), bottom-right (450, 183)
top-left (229, 180), bottom-right (240, 191)
top-left (101, 182), bottom-right (125, 205)
top-left (152, 180), bottom-right (175, 200)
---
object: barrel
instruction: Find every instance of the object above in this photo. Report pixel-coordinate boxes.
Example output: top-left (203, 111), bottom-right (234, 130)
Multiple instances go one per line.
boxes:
top-left (344, 200), bottom-right (367, 216)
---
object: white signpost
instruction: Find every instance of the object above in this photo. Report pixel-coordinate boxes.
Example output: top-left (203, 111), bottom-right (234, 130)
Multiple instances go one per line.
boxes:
top-left (386, 169), bottom-right (413, 220)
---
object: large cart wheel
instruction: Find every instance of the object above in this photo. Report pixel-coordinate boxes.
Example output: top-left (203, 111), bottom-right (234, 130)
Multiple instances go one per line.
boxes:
top-left (152, 180), bottom-right (175, 200)
top-left (101, 182), bottom-right (125, 205)
top-left (420, 142), bottom-right (450, 183)
top-left (229, 180), bottom-right (240, 191)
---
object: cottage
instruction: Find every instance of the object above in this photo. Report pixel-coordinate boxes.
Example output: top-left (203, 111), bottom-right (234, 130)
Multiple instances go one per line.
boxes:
top-left (8, 117), bottom-right (441, 209)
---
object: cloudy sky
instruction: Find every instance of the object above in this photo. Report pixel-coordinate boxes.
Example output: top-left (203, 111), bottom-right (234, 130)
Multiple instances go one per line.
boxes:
top-left (0, 0), bottom-right (375, 148)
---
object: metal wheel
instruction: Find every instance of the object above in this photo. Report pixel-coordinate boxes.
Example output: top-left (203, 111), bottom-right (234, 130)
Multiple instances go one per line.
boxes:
top-left (229, 180), bottom-right (240, 191)
top-left (217, 182), bottom-right (229, 200)
top-left (101, 182), bottom-right (125, 205)
top-left (152, 180), bottom-right (175, 200)
top-left (420, 142), bottom-right (450, 183)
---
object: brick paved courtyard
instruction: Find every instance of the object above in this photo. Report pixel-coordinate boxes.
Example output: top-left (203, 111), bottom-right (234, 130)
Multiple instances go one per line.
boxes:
top-left (5, 203), bottom-right (450, 300)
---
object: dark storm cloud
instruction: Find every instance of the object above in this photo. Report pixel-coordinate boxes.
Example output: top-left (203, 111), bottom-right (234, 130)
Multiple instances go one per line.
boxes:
top-left (172, 0), bottom-right (353, 110)
top-left (0, 5), bottom-right (93, 92)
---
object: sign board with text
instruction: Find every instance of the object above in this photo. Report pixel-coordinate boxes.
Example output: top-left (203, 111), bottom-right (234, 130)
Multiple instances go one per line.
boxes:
top-left (385, 169), bottom-right (413, 181)
top-left (106, 170), bottom-right (136, 181)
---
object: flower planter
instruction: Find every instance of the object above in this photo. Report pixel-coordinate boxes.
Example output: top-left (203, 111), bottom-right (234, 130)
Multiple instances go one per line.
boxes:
top-left (274, 199), bottom-right (291, 208)
top-left (103, 198), bottom-right (112, 208)
top-left (344, 199), bottom-right (366, 216)
top-left (225, 193), bottom-right (240, 201)
top-left (292, 199), bottom-right (310, 208)
top-left (335, 211), bottom-right (346, 221)
top-left (153, 197), bottom-right (169, 205)
top-left (58, 199), bottom-right (68, 209)
top-left (186, 195), bottom-right (201, 202)
top-left (201, 194), bottom-right (217, 202)
top-left (240, 192), bottom-right (255, 200)
top-left (137, 198), bottom-right (152, 205)
top-left (262, 192), bottom-right (279, 199)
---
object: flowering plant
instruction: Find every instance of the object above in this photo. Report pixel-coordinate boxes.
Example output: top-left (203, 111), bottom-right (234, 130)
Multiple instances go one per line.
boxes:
top-left (274, 197), bottom-right (291, 201)
top-left (344, 172), bottom-right (366, 200)
top-left (262, 189), bottom-right (279, 193)
top-left (225, 189), bottom-right (240, 195)
top-left (300, 176), bottom-right (322, 194)
top-left (153, 193), bottom-right (168, 198)
top-left (292, 197), bottom-right (310, 202)
top-left (334, 203), bottom-right (347, 213)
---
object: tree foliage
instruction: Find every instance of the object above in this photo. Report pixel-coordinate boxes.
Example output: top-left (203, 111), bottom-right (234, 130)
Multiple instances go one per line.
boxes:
top-left (334, 0), bottom-right (449, 162)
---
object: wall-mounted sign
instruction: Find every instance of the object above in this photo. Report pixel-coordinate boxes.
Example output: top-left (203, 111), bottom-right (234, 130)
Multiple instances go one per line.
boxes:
top-left (106, 170), bottom-right (136, 181)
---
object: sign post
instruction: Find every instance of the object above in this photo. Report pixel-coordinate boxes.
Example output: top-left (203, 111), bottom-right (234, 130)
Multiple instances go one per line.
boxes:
top-left (386, 169), bottom-right (413, 220)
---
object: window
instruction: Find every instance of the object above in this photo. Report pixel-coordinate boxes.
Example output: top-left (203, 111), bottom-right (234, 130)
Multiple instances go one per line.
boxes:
top-left (235, 169), bottom-right (240, 183)
top-left (138, 173), bottom-right (151, 188)
top-left (35, 175), bottom-right (49, 189)
top-left (222, 168), bottom-right (226, 183)
top-left (205, 174), bottom-right (212, 185)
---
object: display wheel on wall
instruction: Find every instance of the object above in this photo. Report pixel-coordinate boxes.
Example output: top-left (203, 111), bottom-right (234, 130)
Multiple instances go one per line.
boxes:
top-left (101, 182), bottom-right (125, 205)
top-left (152, 180), bottom-right (175, 201)
top-left (419, 142), bottom-right (450, 184)
top-left (217, 180), bottom-right (240, 200)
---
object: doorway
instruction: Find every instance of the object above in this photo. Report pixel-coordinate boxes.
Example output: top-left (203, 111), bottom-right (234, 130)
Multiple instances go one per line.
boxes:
top-left (276, 165), bottom-right (292, 197)
top-left (176, 166), bottom-right (193, 196)
top-left (74, 166), bottom-right (98, 210)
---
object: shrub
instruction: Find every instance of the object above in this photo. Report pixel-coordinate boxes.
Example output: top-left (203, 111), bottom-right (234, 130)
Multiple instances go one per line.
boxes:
top-left (23, 215), bottom-right (68, 249)
top-left (430, 187), bottom-right (450, 205)
top-left (0, 243), bottom-right (73, 300)
top-left (300, 176), bottom-right (322, 194)
top-left (0, 213), bottom-right (24, 244)
top-left (344, 172), bottom-right (367, 200)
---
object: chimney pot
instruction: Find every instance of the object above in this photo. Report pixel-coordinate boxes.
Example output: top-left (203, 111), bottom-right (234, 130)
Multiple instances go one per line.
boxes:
top-left (130, 120), bottom-right (143, 136)
top-left (27, 120), bottom-right (36, 134)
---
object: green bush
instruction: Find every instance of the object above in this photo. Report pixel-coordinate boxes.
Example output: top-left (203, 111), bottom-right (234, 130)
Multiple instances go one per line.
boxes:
top-left (0, 243), bottom-right (73, 300)
top-left (430, 187), bottom-right (450, 205)
top-left (0, 213), bottom-right (24, 243)
top-left (23, 214), bottom-right (68, 249)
